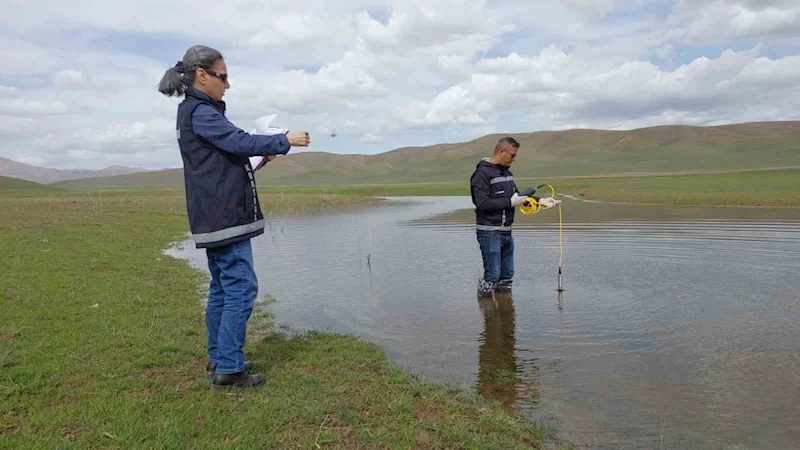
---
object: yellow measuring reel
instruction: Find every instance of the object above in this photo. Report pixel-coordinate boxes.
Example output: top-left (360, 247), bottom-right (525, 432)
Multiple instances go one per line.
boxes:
top-left (519, 184), bottom-right (556, 215)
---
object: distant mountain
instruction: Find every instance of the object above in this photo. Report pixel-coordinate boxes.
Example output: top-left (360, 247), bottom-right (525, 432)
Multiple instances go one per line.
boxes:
top-left (52, 121), bottom-right (800, 190)
top-left (0, 157), bottom-right (151, 184)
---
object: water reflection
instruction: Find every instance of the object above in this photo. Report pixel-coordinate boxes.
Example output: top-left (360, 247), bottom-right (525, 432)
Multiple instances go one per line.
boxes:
top-left (476, 293), bottom-right (519, 409)
top-left (476, 292), bottom-right (545, 412)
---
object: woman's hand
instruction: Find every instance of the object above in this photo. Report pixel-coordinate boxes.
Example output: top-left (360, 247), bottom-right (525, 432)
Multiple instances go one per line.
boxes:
top-left (287, 131), bottom-right (310, 147)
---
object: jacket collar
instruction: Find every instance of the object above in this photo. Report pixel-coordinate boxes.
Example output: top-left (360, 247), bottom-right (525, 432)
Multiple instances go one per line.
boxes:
top-left (186, 87), bottom-right (226, 114)
top-left (477, 157), bottom-right (510, 172)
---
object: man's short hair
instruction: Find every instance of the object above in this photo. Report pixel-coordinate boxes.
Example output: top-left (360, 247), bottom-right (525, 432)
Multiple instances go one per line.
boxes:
top-left (494, 136), bottom-right (520, 153)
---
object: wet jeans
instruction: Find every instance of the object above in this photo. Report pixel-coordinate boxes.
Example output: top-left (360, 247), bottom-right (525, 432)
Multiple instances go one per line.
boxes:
top-left (476, 230), bottom-right (514, 283)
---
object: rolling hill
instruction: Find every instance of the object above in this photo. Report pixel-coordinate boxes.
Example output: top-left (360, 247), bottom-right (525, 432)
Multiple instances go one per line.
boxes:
top-left (0, 157), bottom-right (150, 184)
top-left (52, 121), bottom-right (800, 190)
top-left (0, 176), bottom-right (63, 193)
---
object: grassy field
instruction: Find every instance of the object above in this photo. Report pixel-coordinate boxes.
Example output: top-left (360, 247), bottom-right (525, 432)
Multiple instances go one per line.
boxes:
top-left (0, 189), bottom-right (564, 449)
top-left (257, 168), bottom-right (800, 207)
top-left (549, 168), bottom-right (800, 207)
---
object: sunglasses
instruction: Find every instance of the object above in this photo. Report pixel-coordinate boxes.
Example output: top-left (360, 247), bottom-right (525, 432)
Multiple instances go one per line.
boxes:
top-left (202, 68), bottom-right (228, 82)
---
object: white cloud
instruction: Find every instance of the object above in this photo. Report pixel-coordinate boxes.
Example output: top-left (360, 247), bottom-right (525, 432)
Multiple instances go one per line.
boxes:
top-left (0, 99), bottom-right (68, 116)
top-left (398, 85), bottom-right (488, 128)
top-left (0, 37), bottom-right (56, 75)
top-left (32, 118), bottom-right (174, 154)
top-left (675, 0), bottom-right (800, 43)
top-left (0, 115), bottom-right (35, 136)
top-left (4, 0), bottom-right (355, 51)
top-left (241, 58), bottom-right (387, 115)
top-left (0, 85), bottom-right (19, 97)
top-left (360, 133), bottom-right (383, 143)
top-left (563, 0), bottom-right (619, 18)
top-left (356, 0), bottom-right (511, 52)
top-left (390, 47), bottom-right (800, 131)
top-left (0, 0), bottom-right (799, 169)
top-left (243, 13), bottom-right (341, 48)
top-left (54, 69), bottom-right (85, 89)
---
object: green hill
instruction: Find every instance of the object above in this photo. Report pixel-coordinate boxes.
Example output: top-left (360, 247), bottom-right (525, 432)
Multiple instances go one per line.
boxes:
top-left (0, 176), bottom-right (62, 193)
top-left (53, 121), bottom-right (800, 190)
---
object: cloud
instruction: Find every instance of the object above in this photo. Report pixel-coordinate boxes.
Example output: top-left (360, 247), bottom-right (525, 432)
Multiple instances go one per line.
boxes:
top-left (240, 58), bottom-right (387, 115)
top-left (387, 46), bottom-right (800, 132)
top-left (563, 0), bottom-right (619, 18)
top-left (0, 37), bottom-right (56, 75)
top-left (0, 85), bottom-right (19, 97)
top-left (0, 99), bottom-right (68, 116)
top-left (360, 133), bottom-right (383, 143)
top-left (397, 85), bottom-right (488, 128)
top-left (54, 69), bottom-right (85, 89)
top-left (4, 0), bottom-right (355, 51)
top-left (0, 0), bottom-right (799, 169)
top-left (0, 115), bottom-right (36, 137)
top-left (243, 12), bottom-right (342, 48)
top-left (356, 0), bottom-right (512, 52)
top-left (32, 118), bottom-right (175, 153)
top-left (675, 0), bottom-right (800, 43)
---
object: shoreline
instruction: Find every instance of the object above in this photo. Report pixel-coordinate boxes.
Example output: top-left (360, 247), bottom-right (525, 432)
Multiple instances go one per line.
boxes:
top-left (0, 191), bottom-right (567, 449)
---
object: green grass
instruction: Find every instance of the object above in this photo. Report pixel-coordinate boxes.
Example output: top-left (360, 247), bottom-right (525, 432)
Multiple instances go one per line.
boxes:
top-left (0, 176), bottom-right (62, 195)
top-left (258, 168), bottom-right (800, 207)
top-left (0, 189), bottom-right (564, 449)
top-left (549, 168), bottom-right (800, 207)
top-left (31, 167), bottom-right (800, 207)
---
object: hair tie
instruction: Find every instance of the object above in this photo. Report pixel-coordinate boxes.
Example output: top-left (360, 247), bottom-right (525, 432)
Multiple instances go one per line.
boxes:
top-left (174, 61), bottom-right (185, 73)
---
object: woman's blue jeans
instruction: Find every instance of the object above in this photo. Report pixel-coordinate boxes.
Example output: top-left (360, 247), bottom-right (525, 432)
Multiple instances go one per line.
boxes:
top-left (205, 239), bottom-right (258, 374)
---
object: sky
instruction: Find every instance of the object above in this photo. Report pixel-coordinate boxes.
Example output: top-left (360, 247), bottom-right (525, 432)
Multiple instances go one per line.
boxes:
top-left (1, 0), bottom-right (799, 170)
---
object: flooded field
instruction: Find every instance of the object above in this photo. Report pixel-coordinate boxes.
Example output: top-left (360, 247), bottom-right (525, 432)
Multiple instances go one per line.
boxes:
top-left (168, 197), bottom-right (800, 449)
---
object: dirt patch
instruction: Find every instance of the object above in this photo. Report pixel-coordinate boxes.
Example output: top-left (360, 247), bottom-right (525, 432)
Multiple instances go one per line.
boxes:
top-left (59, 425), bottom-right (89, 440)
top-left (4, 288), bottom-right (19, 301)
top-left (359, 364), bottom-right (386, 375)
top-left (413, 430), bottom-right (441, 449)
top-left (0, 330), bottom-right (20, 340)
top-left (0, 412), bottom-right (24, 436)
top-left (44, 396), bottom-right (79, 410)
top-left (414, 400), bottom-right (443, 421)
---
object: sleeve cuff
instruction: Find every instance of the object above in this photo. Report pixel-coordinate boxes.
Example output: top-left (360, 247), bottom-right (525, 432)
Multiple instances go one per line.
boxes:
top-left (279, 133), bottom-right (290, 153)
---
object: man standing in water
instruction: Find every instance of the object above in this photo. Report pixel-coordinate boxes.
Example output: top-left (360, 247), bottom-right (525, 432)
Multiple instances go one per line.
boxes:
top-left (470, 137), bottom-right (556, 297)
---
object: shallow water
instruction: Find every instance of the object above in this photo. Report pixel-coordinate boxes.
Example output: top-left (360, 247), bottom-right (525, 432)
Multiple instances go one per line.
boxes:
top-left (167, 197), bottom-right (800, 449)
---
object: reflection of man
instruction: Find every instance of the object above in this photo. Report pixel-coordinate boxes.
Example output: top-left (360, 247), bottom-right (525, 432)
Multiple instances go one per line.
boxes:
top-left (476, 293), bottom-right (518, 409)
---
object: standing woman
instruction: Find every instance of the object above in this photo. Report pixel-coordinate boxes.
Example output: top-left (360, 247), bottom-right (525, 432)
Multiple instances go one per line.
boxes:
top-left (158, 45), bottom-right (310, 390)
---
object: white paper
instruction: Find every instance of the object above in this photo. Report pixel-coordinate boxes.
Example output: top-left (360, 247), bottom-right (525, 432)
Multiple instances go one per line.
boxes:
top-left (248, 114), bottom-right (289, 171)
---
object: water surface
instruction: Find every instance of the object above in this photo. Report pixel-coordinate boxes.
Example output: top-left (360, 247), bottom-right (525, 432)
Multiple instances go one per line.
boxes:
top-left (167, 197), bottom-right (800, 449)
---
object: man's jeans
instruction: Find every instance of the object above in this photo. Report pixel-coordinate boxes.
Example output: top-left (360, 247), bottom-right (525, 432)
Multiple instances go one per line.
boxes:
top-left (205, 239), bottom-right (258, 374)
top-left (477, 230), bottom-right (514, 283)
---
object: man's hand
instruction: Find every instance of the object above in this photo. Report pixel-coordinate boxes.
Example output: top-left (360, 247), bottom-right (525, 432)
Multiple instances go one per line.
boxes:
top-left (287, 131), bottom-right (310, 147)
top-left (510, 193), bottom-right (528, 207)
top-left (266, 155), bottom-right (277, 162)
